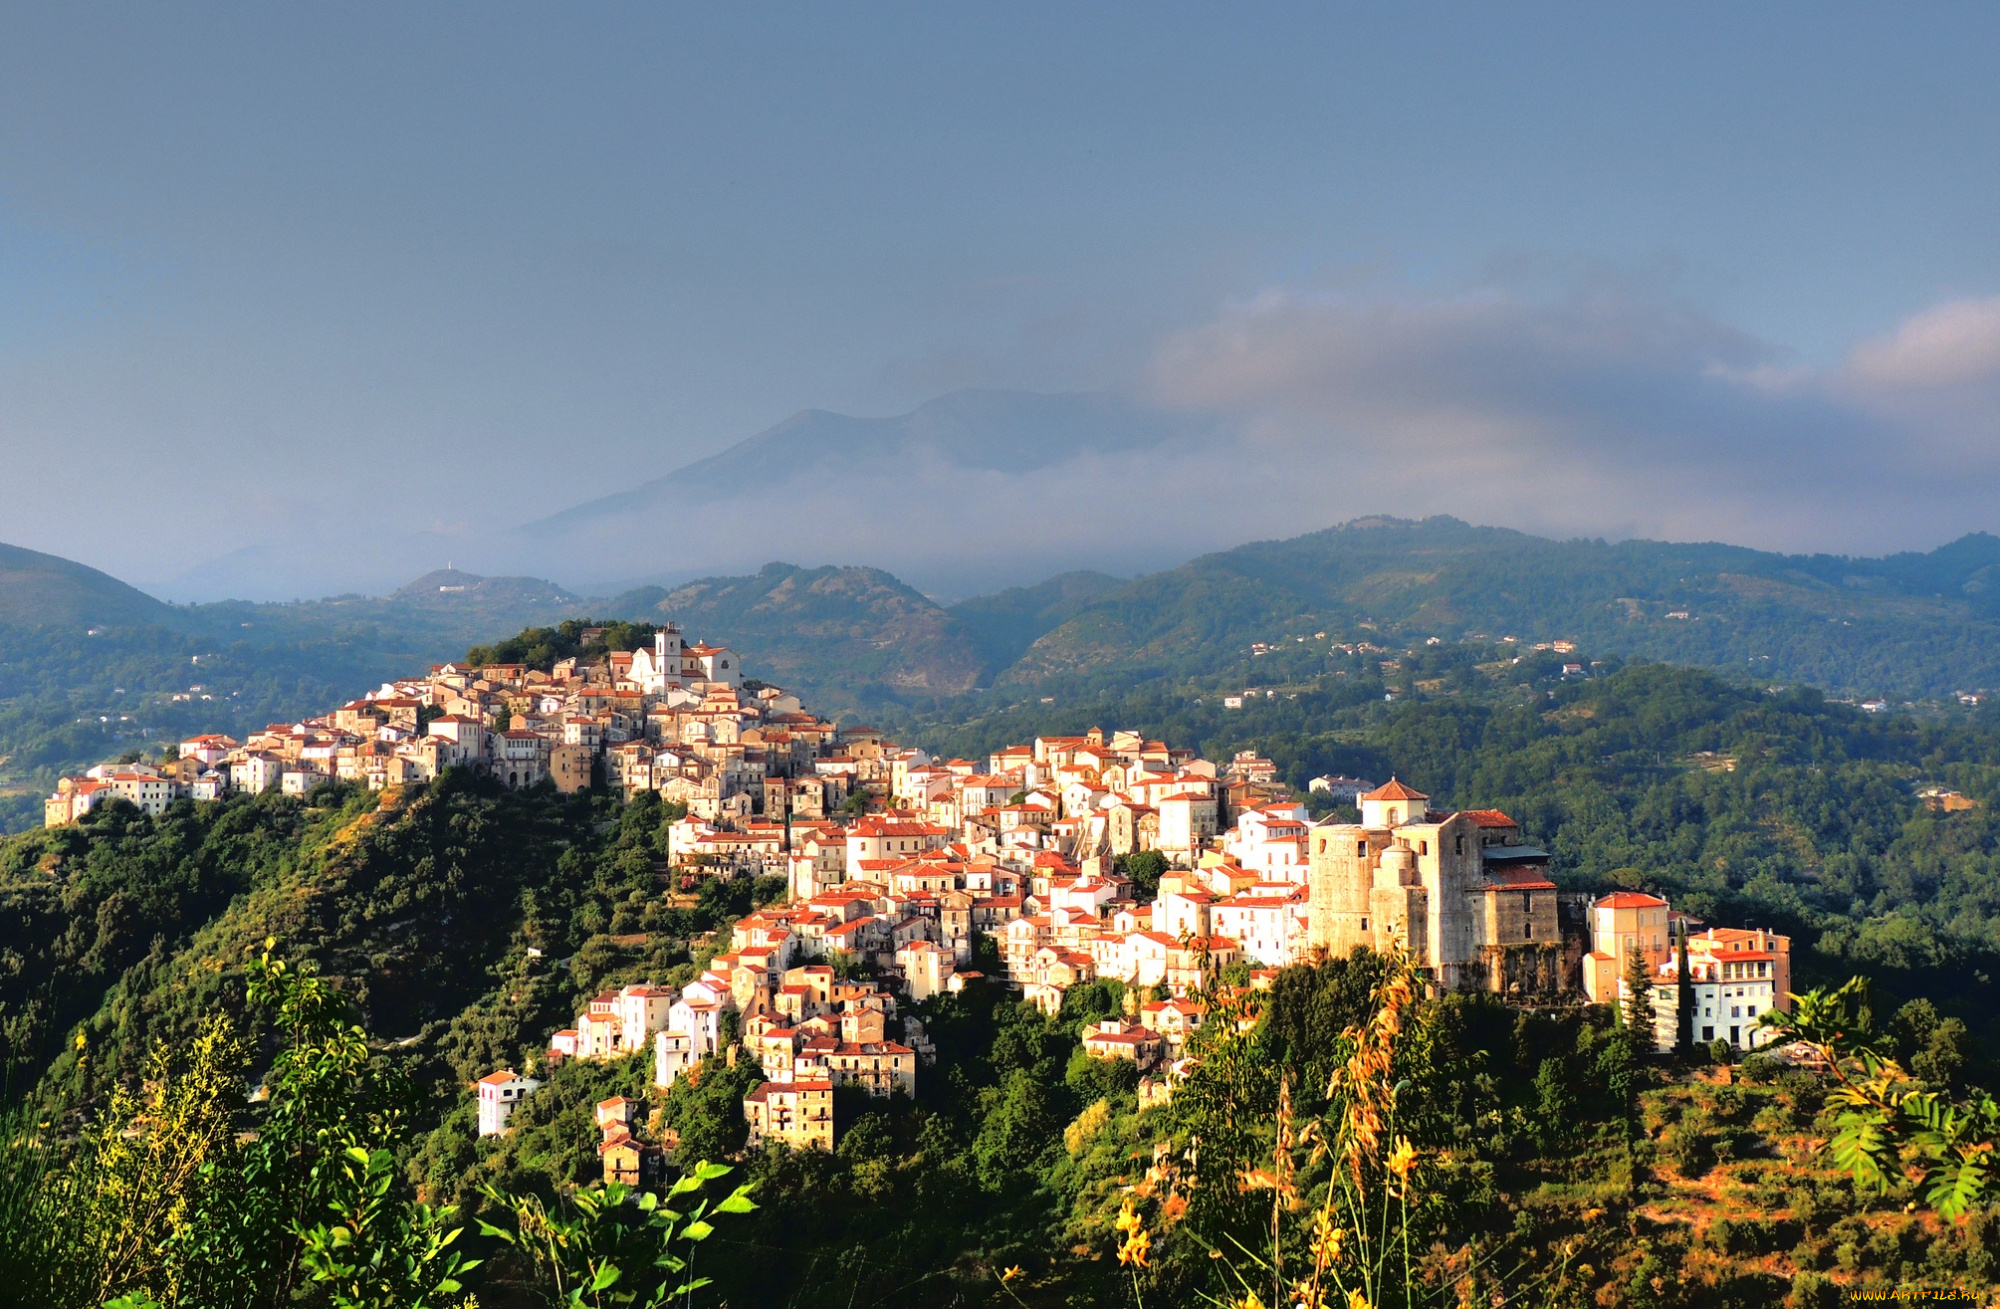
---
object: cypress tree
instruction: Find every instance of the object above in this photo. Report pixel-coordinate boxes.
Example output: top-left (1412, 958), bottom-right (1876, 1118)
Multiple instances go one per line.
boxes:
top-left (1675, 917), bottom-right (1695, 1055)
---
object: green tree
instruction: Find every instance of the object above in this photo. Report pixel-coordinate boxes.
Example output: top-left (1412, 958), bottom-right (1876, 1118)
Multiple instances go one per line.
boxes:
top-left (1113, 851), bottom-right (1169, 899)
top-left (1761, 977), bottom-right (2000, 1219)
top-left (1620, 949), bottom-right (1656, 1055)
top-left (973, 1071), bottom-right (1058, 1193)
top-left (477, 1166), bottom-right (756, 1309)
top-left (1533, 1057), bottom-right (1575, 1145)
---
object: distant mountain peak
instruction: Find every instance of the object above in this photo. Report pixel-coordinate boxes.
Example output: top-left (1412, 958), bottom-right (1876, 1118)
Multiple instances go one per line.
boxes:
top-left (394, 569), bottom-right (579, 605)
top-left (521, 389), bottom-right (1203, 537)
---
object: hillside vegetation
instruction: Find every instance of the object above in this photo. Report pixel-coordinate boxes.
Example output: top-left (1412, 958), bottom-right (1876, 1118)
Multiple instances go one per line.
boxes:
top-left (607, 562), bottom-right (985, 699)
top-left (1000, 516), bottom-right (2000, 698)
top-left (1, 759), bottom-right (1993, 1304)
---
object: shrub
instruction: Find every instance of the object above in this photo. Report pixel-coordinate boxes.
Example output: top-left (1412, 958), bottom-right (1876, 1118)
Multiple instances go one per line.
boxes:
top-left (1739, 1052), bottom-right (1782, 1083)
top-left (1659, 1121), bottom-right (1715, 1179)
top-left (1788, 1270), bottom-right (1843, 1309)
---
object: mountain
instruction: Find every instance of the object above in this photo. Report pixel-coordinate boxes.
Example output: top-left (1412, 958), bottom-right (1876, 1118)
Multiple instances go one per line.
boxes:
top-left (944, 570), bottom-right (1126, 677)
top-left (0, 541), bottom-right (195, 632)
top-left (525, 390), bottom-right (1196, 537)
top-left (607, 562), bottom-right (982, 702)
top-left (391, 567), bottom-right (581, 610)
top-left (1002, 516), bottom-right (2000, 697)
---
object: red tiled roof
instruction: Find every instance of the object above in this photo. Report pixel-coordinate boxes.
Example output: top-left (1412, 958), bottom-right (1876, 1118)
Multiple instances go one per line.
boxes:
top-left (1484, 868), bottom-right (1557, 890)
top-left (1594, 891), bottom-right (1669, 909)
top-left (1458, 808), bottom-right (1517, 828)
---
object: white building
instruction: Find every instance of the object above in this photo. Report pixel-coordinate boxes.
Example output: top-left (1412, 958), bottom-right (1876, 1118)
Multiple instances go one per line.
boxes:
top-left (476, 1068), bottom-right (541, 1136)
top-left (654, 1029), bottom-right (694, 1088)
top-left (617, 985), bottom-right (676, 1052)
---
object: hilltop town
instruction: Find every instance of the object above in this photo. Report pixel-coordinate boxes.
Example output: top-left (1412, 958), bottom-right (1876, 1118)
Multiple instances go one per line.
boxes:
top-left (45, 624), bottom-right (1792, 1171)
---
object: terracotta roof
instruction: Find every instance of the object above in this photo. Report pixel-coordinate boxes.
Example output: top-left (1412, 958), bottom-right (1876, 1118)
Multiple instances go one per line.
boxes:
top-left (1484, 867), bottom-right (1557, 890)
top-left (1361, 778), bottom-right (1428, 802)
top-left (1594, 891), bottom-right (1669, 909)
top-left (1458, 808), bottom-right (1517, 828)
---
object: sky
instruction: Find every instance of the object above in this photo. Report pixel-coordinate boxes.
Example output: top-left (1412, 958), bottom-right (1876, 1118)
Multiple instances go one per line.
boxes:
top-left (0, 4), bottom-right (1998, 599)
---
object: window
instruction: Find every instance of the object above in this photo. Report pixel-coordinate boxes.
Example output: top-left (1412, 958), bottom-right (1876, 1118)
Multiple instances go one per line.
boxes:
top-left (1360, 918), bottom-right (1368, 931)
top-left (1729, 1026), bottom-right (1740, 1046)
top-left (1731, 1005), bottom-right (1741, 1018)
top-left (1747, 1005), bottom-right (1757, 1017)
top-left (1356, 840), bottom-right (1367, 857)
top-left (1456, 834), bottom-right (1465, 855)
top-left (1702, 1025), bottom-right (1714, 1042)
top-left (1523, 894), bottom-right (1532, 916)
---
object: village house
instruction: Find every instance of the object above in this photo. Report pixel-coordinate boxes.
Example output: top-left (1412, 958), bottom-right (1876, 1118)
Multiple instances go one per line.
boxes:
top-left (743, 1080), bottom-right (834, 1152)
top-left (476, 1069), bottom-right (541, 1137)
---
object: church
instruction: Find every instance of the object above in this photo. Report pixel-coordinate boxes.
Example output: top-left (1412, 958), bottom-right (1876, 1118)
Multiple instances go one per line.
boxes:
top-left (1306, 779), bottom-right (1565, 995)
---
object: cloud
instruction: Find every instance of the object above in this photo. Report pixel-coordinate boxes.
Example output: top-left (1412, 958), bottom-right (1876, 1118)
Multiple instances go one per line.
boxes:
top-left (1134, 284), bottom-right (2000, 556)
top-left (1846, 297), bottom-right (2000, 389)
top-left (152, 283), bottom-right (2000, 601)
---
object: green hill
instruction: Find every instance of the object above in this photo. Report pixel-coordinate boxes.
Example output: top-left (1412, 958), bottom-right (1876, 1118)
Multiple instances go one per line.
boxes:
top-left (945, 569), bottom-right (1126, 679)
top-left (608, 562), bottom-right (984, 703)
top-left (1000, 517), bottom-right (2000, 698)
top-left (0, 542), bottom-right (194, 632)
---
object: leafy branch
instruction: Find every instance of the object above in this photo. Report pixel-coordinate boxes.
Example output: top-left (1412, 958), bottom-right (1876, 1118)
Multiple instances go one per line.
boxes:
top-left (1759, 977), bottom-right (1999, 1219)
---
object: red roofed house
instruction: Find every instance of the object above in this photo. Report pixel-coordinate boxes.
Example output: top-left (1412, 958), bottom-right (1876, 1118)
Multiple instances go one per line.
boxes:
top-left (1583, 891), bottom-right (1672, 1005)
top-left (1080, 1021), bottom-right (1165, 1070)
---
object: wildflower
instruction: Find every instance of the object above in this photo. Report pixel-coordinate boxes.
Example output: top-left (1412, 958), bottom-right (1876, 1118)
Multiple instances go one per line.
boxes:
top-left (1229, 1294), bottom-right (1266, 1309)
top-left (1347, 1291), bottom-right (1371, 1309)
top-left (1385, 1136), bottom-right (1417, 1191)
top-left (1117, 1227), bottom-right (1151, 1268)
top-left (1308, 1208), bottom-right (1346, 1266)
top-left (1000, 1266), bottom-right (1023, 1284)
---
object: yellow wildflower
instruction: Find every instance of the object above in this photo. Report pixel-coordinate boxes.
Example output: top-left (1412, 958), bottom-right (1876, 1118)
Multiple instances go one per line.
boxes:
top-left (1385, 1136), bottom-right (1417, 1190)
top-left (1000, 1266), bottom-right (1023, 1284)
top-left (1309, 1208), bottom-right (1346, 1266)
top-left (1117, 1227), bottom-right (1151, 1268)
top-left (1347, 1291), bottom-right (1372, 1309)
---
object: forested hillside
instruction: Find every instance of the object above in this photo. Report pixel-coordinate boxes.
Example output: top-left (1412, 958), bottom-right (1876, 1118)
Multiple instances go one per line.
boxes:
top-left (2, 755), bottom-right (1995, 1305)
top-left (607, 562), bottom-right (985, 699)
top-left (998, 516), bottom-right (2000, 698)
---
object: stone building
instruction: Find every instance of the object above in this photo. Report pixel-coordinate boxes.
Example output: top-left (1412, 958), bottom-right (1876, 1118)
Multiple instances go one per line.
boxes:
top-left (1305, 780), bottom-right (1563, 995)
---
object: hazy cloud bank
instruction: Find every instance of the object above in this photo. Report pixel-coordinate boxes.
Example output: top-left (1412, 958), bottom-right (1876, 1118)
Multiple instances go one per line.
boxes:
top-left (1138, 285), bottom-right (2000, 557)
top-left (125, 283), bottom-right (2000, 602)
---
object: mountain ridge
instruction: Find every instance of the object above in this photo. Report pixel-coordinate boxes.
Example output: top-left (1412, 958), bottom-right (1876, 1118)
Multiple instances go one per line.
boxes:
top-left (521, 388), bottom-right (1200, 537)
top-left (0, 541), bottom-right (198, 632)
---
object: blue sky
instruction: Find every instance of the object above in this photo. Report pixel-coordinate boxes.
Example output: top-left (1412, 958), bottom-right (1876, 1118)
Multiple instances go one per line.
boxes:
top-left (0, 4), bottom-right (1997, 596)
